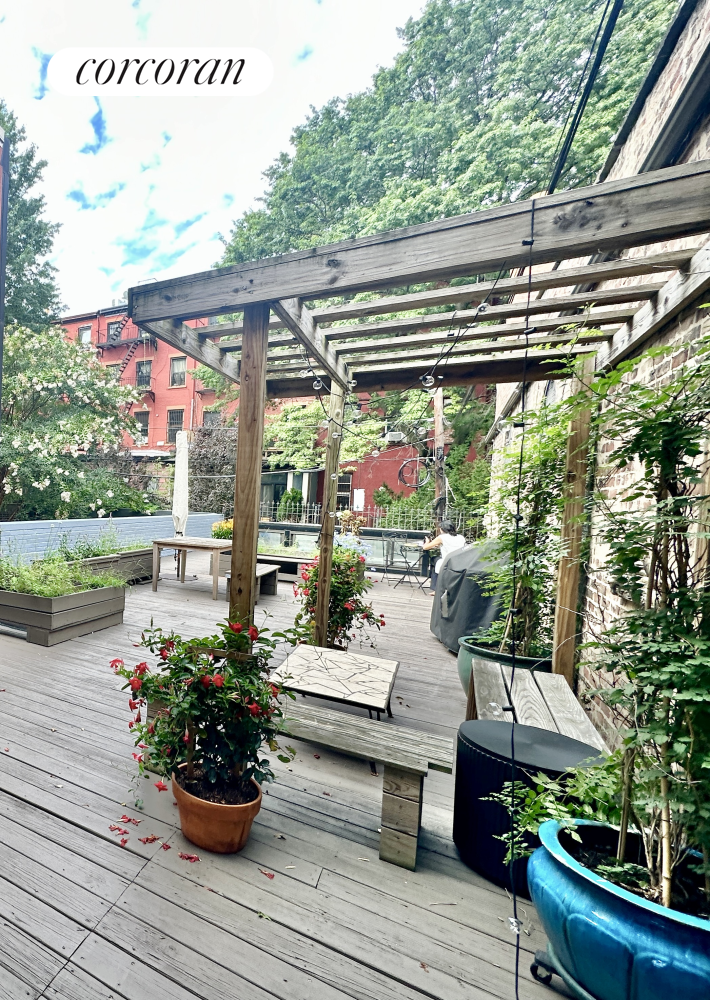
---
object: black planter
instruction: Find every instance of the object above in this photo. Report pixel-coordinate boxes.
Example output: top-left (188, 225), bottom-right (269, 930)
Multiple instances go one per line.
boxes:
top-left (452, 720), bottom-right (603, 896)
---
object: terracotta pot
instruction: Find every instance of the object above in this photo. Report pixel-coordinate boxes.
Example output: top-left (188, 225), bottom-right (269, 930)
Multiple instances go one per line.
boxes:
top-left (171, 770), bottom-right (262, 853)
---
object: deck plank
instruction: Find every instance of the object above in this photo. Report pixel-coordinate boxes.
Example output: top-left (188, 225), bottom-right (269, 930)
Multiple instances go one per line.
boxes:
top-left (0, 562), bottom-right (546, 1000)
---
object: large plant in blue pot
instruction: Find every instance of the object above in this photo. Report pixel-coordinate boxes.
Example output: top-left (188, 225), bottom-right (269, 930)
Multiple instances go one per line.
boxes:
top-left (504, 342), bottom-right (710, 999)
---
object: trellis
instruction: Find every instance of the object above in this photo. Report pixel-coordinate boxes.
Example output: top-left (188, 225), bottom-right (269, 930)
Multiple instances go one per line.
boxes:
top-left (128, 159), bottom-right (710, 679)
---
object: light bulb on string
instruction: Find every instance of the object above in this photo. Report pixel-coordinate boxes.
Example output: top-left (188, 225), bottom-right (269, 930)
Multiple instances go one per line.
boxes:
top-left (371, 449), bottom-right (380, 457)
top-left (330, 473), bottom-right (338, 480)
top-left (348, 379), bottom-right (357, 388)
top-left (313, 378), bottom-right (323, 390)
top-left (421, 375), bottom-right (436, 388)
top-left (299, 370), bottom-right (309, 379)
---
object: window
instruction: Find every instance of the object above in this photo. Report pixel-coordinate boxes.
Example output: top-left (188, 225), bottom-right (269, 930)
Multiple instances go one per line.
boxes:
top-left (167, 409), bottom-right (184, 443)
top-left (135, 360), bottom-right (152, 388)
top-left (106, 321), bottom-right (123, 344)
top-left (78, 325), bottom-right (92, 345)
top-left (134, 411), bottom-right (149, 443)
top-left (105, 364), bottom-right (121, 381)
top-left (202, 410), bottom-right (220, 427)
top-left (336, 473), bottom-right (352, 509)
top-left (170, 356), bottom-right (187, 387)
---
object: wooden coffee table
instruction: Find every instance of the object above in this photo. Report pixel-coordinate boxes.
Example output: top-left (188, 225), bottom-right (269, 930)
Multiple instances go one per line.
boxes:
top-left (271, 645), bottom-right (399, 719)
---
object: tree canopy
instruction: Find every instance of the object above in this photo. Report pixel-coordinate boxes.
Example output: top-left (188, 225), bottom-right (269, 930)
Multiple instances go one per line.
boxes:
top-left (220, 0), bottom-right (675, 264)
top-left (0, 102), bottom-right (62, 329)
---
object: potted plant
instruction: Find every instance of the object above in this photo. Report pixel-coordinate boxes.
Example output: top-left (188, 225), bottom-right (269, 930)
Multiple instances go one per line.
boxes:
top-left (457, 402), bottom-right (566, 692)
top-left (293, 547), bottom-right (385, 648)
top-left (0, 555), bottom-right (126, 645)
top-left (496, 341), bottom-right (710, 999)
top-left (111, 618), bottom-right (304, 853)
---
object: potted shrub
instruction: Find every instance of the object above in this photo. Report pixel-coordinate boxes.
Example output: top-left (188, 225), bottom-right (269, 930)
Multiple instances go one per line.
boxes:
top-left (293, 547), bottom-right (384, 649)
top-left (457, 402), bottom-right (565, 692)
top-left (111, 619), bottom-right (304, 853)
top-left (0, 555), bottom-right (125, 645)
top-left (497, 341), bottom-right (710, 999)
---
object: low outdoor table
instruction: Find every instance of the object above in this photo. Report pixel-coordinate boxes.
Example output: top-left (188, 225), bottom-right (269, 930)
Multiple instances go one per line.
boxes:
top-left (271, 645), bottom-right (399, 720)
top-left (151, 536), bottom-right (230, 601)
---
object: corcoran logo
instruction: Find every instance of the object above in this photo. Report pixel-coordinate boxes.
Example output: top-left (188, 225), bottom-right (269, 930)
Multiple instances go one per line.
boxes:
top-left (47, 48), bottom-right (273, 97)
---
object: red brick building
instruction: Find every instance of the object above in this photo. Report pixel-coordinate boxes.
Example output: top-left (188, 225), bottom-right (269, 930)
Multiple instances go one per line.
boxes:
top-left (60, 304), bottom-right (421, 510)
top-left (61, 305), bottom-right (219, 454)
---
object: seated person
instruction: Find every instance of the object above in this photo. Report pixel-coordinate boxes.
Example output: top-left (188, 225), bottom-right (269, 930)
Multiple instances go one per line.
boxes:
top-left (422, 519), bottom-right (467, 596)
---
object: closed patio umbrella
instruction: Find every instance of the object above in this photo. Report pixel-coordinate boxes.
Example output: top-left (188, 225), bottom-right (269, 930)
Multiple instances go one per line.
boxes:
top-left (172, 430), bottom-right (189, 537)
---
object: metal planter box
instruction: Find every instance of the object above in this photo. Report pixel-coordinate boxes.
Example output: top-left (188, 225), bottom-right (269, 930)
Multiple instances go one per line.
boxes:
top-left (0, 586), bottom-right (126, 645)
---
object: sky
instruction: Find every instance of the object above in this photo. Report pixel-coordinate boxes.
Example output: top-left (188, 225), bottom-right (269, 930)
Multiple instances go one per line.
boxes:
top-left (0, 0), bottom-right (425, 315)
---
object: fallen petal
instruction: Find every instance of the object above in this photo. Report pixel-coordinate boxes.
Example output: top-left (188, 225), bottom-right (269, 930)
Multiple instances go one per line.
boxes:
top-left (259, 869), bottom-right (275, 880)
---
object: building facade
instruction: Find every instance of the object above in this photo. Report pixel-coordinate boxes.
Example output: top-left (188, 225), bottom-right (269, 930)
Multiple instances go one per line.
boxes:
top-left (61, 305), bottom-right (219, 456)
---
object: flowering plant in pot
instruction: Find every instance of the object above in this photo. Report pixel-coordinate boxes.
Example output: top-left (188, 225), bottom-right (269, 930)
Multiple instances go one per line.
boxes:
top-left (293, 547), bottom-right (384, 648)
top-left (111, 618), bottom-right (305, 853)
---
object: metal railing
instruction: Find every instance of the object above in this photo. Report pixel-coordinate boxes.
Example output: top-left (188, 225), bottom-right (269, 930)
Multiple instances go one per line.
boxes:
top-left (257, 502), bottom-right (482, 537)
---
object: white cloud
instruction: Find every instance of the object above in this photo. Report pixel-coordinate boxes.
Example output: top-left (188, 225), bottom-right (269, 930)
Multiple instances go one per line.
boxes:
top-left (0, 0), bottom-right (424, 313)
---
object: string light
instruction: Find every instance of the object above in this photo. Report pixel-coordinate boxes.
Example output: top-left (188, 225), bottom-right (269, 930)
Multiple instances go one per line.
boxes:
top-left (421, 375), bottom-right (436, 388)
top-left (313, 378), bottom-right (323, 390)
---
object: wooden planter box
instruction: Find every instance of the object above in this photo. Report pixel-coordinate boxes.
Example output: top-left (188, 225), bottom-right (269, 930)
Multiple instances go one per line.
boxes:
top-left (0, 586), bottom-right (126, 645)
top-left (75, 548), bottom-right (153, 584)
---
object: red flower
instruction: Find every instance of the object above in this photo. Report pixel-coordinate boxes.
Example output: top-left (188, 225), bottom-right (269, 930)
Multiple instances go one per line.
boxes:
top-left (228, 622), bottom-right (242, 633)
top-left (201, 674), bottom-right (212, 688)
top-left (344, 602), bottom-right (354, 611)
top-left (360, 614), bottom-right (368, 620)
top-left (248, 626), bottom-right (259, 641)
top-left (134, 710), bottom-right (141, 723)
top-left (131, 753), bottom-right (144, 762)
top-left (303, 588), bottom-right (310, 595)
top-left (301, 572), bottom-right (308, 580)
top-left (160, 648), bottom-right (169, 660)
top-left (179, 852), bottom-right (200, 863)
top-left (270, 683), bottom-right (279, 698)
top-left (259, 868), bottom-right (275, 879)
top-left (128, 698), bottom-right (139, 710)
top-left (129, 676), bottom-right (142, 691)
top-left (359, 555), bottom-right (366, 562)
top-left (147, 723), bottom-right (155, 735)
top-left (154, 781), bottom-right (168, 792)
top-left (165, 640), bottom-right (175, 651)
top-left (161, 842), bottom-right (171, 851)
top-left (135, 662), bottom-right (149, 675)
top-left (139, 834), bottom-right (159, 844)
top-left (110, 658), bottom-right (124, 671)
top-left (248, 702), bottom-right (260, 716)
top-left (380, 621), bottom-right (386, 627)
top-left (182, 732), bottom-right (190, 743)
top-left (120, 837), bottom-right (129, 847)
top-left (128, 721), bottom-right (134, 730)
top-left (213, 674), bottom-right (224, 688)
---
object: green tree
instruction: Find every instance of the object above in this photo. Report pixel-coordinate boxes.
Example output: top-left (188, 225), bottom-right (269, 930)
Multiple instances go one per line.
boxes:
top-left (220, 0), bottom-right (675, 264)
top-left (0, 326), bottom-right (141, 519)
top-left (0, 102), bottom-right (62, 329)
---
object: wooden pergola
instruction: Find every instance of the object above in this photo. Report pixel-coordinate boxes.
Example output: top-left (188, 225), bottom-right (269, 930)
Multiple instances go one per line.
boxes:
top-left (128, 159), bottom-right (710, 684)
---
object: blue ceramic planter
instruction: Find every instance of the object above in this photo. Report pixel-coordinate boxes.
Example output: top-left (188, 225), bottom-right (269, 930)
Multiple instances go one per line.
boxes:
top-left (527, 820), bottom-right (710, 1000)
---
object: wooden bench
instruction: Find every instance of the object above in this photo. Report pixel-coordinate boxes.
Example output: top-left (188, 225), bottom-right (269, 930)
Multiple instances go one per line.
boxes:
top-left (278, 700), bottom-right (453, 871)
top-left (468, 660), bottom-right (607, 753)
top-left (225, 563), bottom-right (279, 603)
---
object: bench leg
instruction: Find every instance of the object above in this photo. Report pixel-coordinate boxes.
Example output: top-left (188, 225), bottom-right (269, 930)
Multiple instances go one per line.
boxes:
top-left (379, 766), bottom-right (424, 871)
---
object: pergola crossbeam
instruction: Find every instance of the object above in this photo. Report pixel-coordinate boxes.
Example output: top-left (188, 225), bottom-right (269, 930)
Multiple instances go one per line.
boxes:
top-left (138, 319), bottom-right (242, 383)
top-left (129, 162), bottom-right (710, 323)
top-left (272, 298), bottom-right (349, 388)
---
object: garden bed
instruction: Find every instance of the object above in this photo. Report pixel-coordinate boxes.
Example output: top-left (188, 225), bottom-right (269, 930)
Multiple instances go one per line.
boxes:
top-left (74, 547), bottom-right (153, 584)
top-left (0, 585), bottom-right (125, 645)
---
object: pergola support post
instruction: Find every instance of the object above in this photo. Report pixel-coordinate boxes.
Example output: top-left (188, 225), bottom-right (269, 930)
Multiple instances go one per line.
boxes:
top-left (314, 383), bottom-right (345, 647)
top-left (551, 357), bottom-right (595, 687)
top-left (229, 303), bottom-right (270, 625)
top-left (433, 387), bottom-right (445, 519)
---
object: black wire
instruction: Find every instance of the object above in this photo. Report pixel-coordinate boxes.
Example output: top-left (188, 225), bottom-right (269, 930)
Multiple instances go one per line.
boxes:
top-left (509, 200), bottom-right (535, 1000)
top-left (547, 0), bottom-right (625, 195)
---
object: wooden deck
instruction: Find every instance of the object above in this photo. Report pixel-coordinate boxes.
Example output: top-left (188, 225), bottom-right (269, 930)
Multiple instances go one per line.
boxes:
top-left (0, 551), bottom-right (558, 1000)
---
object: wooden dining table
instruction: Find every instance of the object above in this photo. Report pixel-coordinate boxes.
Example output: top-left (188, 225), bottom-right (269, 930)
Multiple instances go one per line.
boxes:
top-left (151, 536), bottom-right (231, 601)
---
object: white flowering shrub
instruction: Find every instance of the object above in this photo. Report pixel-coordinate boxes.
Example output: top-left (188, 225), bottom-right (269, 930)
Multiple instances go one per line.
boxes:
top-left (0, 326), bottom-right (144, 519)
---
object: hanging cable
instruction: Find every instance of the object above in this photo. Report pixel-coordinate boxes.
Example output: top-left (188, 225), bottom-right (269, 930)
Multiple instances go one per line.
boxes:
top-left (547, 0), bottom-right (625, 195)
top-left (507, 199), bottom-right (536, 1000)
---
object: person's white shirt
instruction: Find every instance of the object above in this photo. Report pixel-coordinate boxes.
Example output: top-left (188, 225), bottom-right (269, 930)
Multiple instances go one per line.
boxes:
top-left (435, 532), bottom-right (466, 573)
